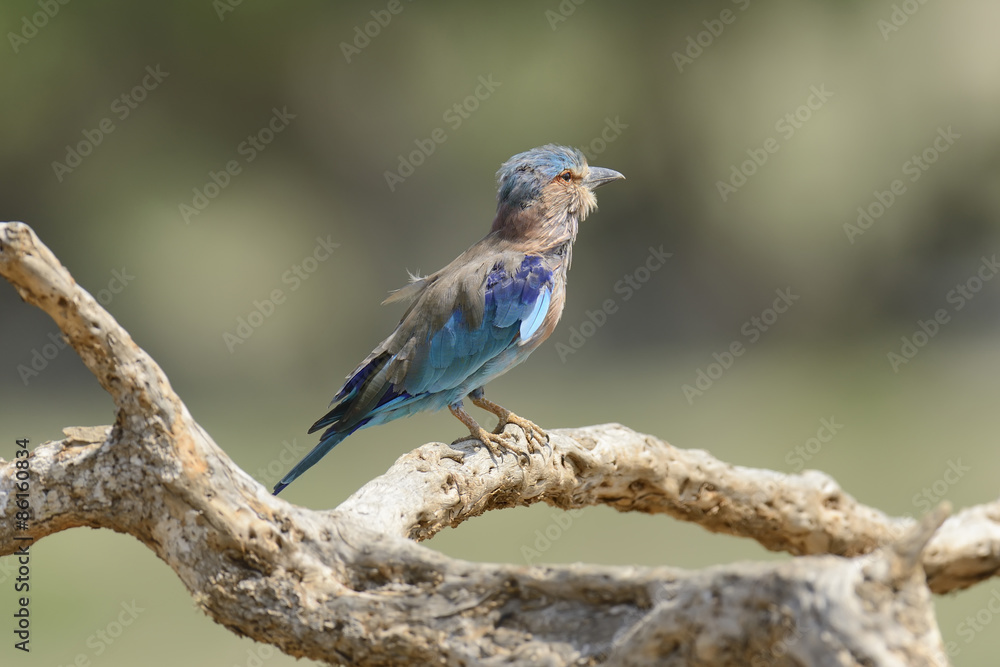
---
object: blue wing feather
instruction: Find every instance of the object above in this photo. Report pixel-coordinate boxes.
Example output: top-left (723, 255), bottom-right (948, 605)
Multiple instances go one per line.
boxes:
top-left (402, 255), bottom-right (553, 395)
top-left (491, 275), bottom-right (522, 327)
top-left (520, 287), bottom-right (551, 340)
top-left (428, 325), bottom-right (457, 367)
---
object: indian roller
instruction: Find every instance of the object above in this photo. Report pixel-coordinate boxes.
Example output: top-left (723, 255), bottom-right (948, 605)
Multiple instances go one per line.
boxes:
top-left (273, 144), bottom-right (623, 494)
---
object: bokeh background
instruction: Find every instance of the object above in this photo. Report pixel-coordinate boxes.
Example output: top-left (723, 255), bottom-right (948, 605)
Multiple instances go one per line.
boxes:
top-left (2, 0), bottom-right (1000, 664)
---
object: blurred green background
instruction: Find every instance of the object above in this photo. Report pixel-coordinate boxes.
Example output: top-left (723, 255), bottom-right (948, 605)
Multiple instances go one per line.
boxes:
top-left (2, 0), bottom-right (1000, 664)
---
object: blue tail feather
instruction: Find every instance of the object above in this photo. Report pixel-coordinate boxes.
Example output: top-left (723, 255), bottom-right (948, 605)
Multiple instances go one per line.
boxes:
top-left (272, 428), bottom-right (356, 495)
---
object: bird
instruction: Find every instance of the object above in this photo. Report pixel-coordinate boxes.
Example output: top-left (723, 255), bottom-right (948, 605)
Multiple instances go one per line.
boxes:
top-left (273, 144), bottom-right (624, 495)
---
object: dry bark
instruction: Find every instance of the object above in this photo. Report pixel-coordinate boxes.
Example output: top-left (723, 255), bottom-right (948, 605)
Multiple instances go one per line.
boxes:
top-left (1, 220), bottom-right (995, 665)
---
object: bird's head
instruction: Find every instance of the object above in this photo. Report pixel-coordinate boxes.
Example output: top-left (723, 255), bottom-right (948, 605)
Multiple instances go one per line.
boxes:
top-left (492, 144), bottom-right (624, 241)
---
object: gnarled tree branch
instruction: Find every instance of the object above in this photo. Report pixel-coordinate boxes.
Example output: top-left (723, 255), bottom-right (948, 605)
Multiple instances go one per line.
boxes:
top-left (0, 220), bottom-right (993, 665)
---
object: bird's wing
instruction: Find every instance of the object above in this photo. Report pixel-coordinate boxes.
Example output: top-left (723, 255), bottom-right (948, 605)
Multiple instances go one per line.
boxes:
top-left (400, 253), bottom-right (554, 395)
top-left (311, 249), bottom-right (555, 434)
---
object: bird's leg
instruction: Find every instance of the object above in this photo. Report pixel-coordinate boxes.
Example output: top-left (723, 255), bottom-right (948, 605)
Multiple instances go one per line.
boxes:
top-left (469, 388), bottom-right (547, 450)
top-left (448, 401), bottom-right (515, 458)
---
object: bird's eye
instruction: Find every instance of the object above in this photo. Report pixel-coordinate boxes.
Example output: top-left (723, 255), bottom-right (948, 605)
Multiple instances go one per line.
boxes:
top-left (559, 170), bottom-right (572, 182)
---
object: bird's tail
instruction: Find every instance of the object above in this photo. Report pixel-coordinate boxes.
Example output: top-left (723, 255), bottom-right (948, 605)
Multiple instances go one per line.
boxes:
top-left (272, 429), bottom-right (352, 495)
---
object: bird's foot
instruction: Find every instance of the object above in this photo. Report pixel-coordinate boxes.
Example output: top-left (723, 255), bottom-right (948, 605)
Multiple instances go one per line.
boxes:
top-left (454, 426), bottom-right (518, 459)
top-left (495, 412), bottom-right (547, 453)
top-left (469, 395), bottom-right (548, 453)
top-left (450, 402), bottom-right (521, 459)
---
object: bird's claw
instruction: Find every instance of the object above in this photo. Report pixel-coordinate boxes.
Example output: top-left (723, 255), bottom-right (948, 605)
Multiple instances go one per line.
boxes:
top-left (453, 399), bottom-right (546, 458)
top-left (456, 427), bottom-right (514, 459)
top-left (495, 412), bottom-right (547, 453)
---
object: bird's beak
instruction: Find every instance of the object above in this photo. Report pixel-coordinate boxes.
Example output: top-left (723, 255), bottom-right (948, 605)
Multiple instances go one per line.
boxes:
top-left (584, 166), bottom-right (625, 189)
